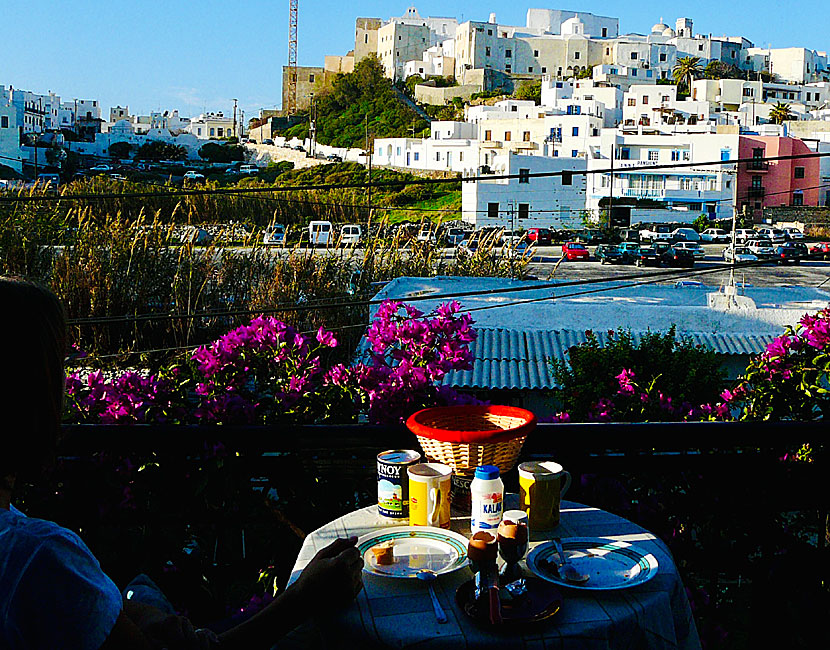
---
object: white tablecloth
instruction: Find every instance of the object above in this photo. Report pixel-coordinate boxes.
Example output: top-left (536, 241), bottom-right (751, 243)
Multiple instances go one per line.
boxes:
top-left (283, 499), bottom-right (701, 649)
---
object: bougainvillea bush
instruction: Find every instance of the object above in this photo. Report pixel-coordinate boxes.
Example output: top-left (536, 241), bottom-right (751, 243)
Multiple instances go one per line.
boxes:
top-left (65, 300), bottom-right (478, 426)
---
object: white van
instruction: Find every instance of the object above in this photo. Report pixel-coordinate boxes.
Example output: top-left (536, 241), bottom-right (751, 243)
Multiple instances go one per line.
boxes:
top-left (308, 220), bottom-right (333, 246)
top-left (36, 173), bottom-right (61, 188)
top-left (340, 224), bottom-right (362, 246)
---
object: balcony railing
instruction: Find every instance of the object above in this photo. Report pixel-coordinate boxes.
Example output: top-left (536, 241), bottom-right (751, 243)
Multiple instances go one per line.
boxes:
top-left (748, 186), bottom-right (766, 198)
top-left (747, 160), bottom-right (769, 171)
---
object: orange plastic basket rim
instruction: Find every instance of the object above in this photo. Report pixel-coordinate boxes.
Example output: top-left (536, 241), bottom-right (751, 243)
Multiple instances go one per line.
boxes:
top-left (406, 405), bottom-right (537, 444)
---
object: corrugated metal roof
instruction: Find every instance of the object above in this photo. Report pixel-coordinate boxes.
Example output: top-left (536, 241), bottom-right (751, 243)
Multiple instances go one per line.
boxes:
top-left (440, 328), bottom-right (777, 391)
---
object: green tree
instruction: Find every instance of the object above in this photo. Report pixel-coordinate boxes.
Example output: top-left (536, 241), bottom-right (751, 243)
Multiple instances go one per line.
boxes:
top-left (108, 141), bottom-right (132, 159)
top-left (575, 65), bottom-right (594, 80)
top-left (703, 60), bottom-right (741, 80)
top-left (769, 102), bottom-right (794, 124)
top-left (673, 56), bottom-right (703, 93)
top-left (279, 55), bottom-right (429, 148)
top-left (136, 140), bottom-right (188, 161)
top-left (198, 142), bottom-right (244, 163)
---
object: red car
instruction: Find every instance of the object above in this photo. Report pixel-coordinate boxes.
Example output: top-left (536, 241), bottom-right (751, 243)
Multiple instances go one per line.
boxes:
top-left (526, 227), bottom-right (552, 245)
top-left (561, 241), bottom-right (590, 260)
top-left (809, 242), bottom-right (830, 259)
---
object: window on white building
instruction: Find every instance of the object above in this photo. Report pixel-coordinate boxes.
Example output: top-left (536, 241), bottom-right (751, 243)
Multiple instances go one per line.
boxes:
top-left (660, 53), bottom-right (667, 62)
top-left (572, 126), bottom-right (579, 136)
top-left (210, 128), bottom-right (215, 136)
top-left (534, 50), bottom-right (539, 57)
top-left (309, 74), bottom-right (315, 82)
top-left (671, 150), bottom-right (680, 161)
top-left (683, 151), bottom-right (691, 161)
top-left (528, 67), bottom-right (533, 72)
top-left (436, 152), bottom-right (441, 161)
top-left (542, 67), bottom-right (547, 73)
top-left (519, 168), bottom-right (530, 183)
top-left (518, 203), bottom-right (529, 219)
top-left (505, 50), bottom-right (512, 58)
top-left (523, 131), bottom-right (530, 141)
top-left (488, 202), bottom-right (499, 219)
top-left (504, 131), bottom-right (511, 141)
top-left (628, 98), bottom-right (636, 106)
top-left (485, 130), bottom-right (492, 140)
top-left (631, 52), bottom-right (638, 60)
top-left (571, 150), bottom-right (578, 157)
top-left (218, 128), bottom-right (224, 137)
top-left (414, 152), bottom-right (419, 161)
top-left (648, 150), bottom-right (658, 161)
top-left (574, 51), bottom-right (580, 60)
top-left (486, 47), bottom-right (491, 56)
top-left (602, 27), bottom-right (608, 37)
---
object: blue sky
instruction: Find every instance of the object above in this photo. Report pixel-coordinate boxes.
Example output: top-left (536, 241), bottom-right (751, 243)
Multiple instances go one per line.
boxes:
top-left (3, 1), bottom-right (828, 119)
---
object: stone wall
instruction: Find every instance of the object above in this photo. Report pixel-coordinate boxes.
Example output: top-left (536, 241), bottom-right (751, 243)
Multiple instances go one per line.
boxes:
top-left (414, 84), bottom-right (480, 105)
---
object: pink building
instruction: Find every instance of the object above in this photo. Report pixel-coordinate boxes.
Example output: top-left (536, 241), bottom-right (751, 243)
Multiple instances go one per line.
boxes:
top-left (736, 136), bottom-right (819, 222)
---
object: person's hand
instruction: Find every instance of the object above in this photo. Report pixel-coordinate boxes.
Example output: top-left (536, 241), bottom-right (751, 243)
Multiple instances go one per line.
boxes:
top-left (142, 614), bottom-right (220, 649)
top-left (289, 536), bottom-right (363, 613)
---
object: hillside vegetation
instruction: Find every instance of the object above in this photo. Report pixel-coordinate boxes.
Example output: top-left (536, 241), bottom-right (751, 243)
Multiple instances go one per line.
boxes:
top-left (280, 57), bottom-right (429, 148)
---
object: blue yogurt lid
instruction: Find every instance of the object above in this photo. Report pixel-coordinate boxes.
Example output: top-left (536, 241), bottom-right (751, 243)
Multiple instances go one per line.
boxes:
top-left (475, 465), bottom-right (500, 480)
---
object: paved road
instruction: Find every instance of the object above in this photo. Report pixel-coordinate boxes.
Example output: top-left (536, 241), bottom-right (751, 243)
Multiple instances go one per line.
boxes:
top-left (253, 241), bottom-right (830, 289)
top-left (524, 243), bottom-right (830, 289)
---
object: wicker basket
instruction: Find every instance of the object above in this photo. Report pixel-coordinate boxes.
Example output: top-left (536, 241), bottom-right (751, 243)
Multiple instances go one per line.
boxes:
top-left (405, 405), bottom-right (536, 477)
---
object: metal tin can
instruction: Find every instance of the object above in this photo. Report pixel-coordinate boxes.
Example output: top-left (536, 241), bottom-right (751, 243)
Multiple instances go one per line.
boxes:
top-left (377, 449), bottom-right (421, 520)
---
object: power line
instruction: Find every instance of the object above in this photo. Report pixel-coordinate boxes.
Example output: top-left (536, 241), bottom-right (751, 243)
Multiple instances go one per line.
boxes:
top-left (4, 150), bottom-right (830, 204)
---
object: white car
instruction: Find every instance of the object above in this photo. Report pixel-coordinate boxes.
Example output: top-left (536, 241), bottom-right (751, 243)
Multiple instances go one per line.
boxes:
top-left (784, 227), bottom-right (804, 240)
top-left (733, 229), bottom-right (757, 244)
top-left (756, 227), bottom-right (786, 243)
top-left (502, 240), bottom-right (536, 259)
top-left (183, 170), bottom-right (205, 181)
top-left (500, 229), bottom-right (525, 245)
top-left (239, 164), bottom-right (259, 175)
top-left (745, 239), bottom-right (775, 258)
top-left (700, 228), bottom-right (730, 243)
top-left (723, 246), bottom-right (758, 263)
top-left (416, 229), bottom-right (437, 244)
top-left (673, 241), bottom-right (706, 259)
top-left (90, 164), bottom-right (112, 172)
top-left (340, 224), bottom-right (363, 246)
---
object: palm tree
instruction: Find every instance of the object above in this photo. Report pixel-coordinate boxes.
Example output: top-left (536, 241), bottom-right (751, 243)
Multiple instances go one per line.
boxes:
top-left (673, 56), bottom-right (702, 93)
top-left (769, 102), bottom-right (794, 124)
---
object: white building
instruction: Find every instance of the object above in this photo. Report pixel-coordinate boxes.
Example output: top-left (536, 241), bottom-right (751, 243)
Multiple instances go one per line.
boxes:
top-left (586, 130), bottom-right (740, 222)
top-left (461, 152), bottom-right (587, 229)
top-left (403, 40), bottom-right (455, 78)
top-left (187, 112), bottom-right (236, 139)
top-left (622, 84), bottom-right (713, 128)
top-left (0, 94), bottom-right (22, 174)
top-left (744, 47), bottom-right (829, 84)
top-left (372, 121), bottom-right (480, 174)
top-left (525, 9), bottom-right (618, 39)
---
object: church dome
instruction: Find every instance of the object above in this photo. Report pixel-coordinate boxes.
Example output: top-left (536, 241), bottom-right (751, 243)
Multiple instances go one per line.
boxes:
top-left (652, 22), bottom-right (669, 34)
top-left (662, 27), bottom-right (676, 37)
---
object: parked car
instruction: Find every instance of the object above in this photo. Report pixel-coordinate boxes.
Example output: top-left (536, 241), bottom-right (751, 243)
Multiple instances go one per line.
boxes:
top-left (733, 229), bottom-right (757, 244)
top-left (561, 242), bottom-right (590, 260)
top-left (784, 227), bottom-right (804, 241)
top-left (809, 242), bottom-right (830, 259)
top-left (263, 224), bottom-right (286, 246)
top-left (617, 241), bottom-right (642, 263)
top-left (239, 164), bottom-right (259, 175)
top-left (292, 145), bottom-right (305, 152)
top-left (180, 226), bottom-right (213, 245)
top-left (444, 227), bottom-right (468, 246)
top-left (634, 246), bottom-right (662, 267)
top-left (595, 244), bottom-right (624, 264)
top-left (500, 229), bottom-right (524, 245)
top-left (109, 173), bottom-right (127, 181)
top-left (700, 228), bottom-right (730, 243)
top-left (502, 240), bottom-right (536, 259)
top-left (722, 246), bottom-right (758, 263)
top-left (660, 246), bottom-right (696, 268)
top-left (756, 227), bottom-right (787, 243)
top-left (639, 224), bottom-right (674, 243)
top-left (416, 228), bottom-right (437, 244)
top-left (670, 227), bottom-right (701, 242)
top-left (773, 244), bottom-right (802, 265)
top-left (619, 229), bottom-right (640, 243)
top-left (789, 242), bottom-right (808, 257)
top-left (183, 170), bottom-right (205, 181)
top-left (89, 164), bottom-right (112, 172)
top-left (672, 241), bottom-right (706, 260)
top-left (340, 224), bottom-right (363, 246)
top-left (526, 227), bottom-right (552, 245)
top-left (574, 230), bottom-right (604, 244)
top-left (326, 153), bottom-right (343, 162)
top-left (745, 238), bottom-right (775, 258)
top-left (308, 220), bottom-right (333, 246)
top-left (262, 139), bottom-right (275, 145)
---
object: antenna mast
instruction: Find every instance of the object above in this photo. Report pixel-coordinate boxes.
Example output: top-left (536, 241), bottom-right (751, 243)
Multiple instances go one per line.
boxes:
top-left (287, 0), bottom-right (299, 114)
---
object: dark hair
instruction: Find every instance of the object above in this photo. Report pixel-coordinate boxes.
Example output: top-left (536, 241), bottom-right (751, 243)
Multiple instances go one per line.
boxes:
top-left (0, 277), bottom-right (66, 480)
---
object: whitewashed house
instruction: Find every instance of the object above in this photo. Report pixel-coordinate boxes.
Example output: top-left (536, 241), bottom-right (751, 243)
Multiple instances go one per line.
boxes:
top-left (461, 152), bottom-right (587, 230)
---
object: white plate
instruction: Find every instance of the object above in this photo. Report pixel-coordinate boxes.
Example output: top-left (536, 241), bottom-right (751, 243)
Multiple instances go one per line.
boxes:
top-left (357, 526), bottom-right (470, 578)
top-left (527, 537), bottom-right (659, 590)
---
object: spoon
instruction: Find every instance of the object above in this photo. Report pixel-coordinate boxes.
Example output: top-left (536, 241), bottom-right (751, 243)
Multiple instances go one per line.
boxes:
top-left (553, 538), bottom-right (590, 584)
top-left (418, 570), bottom-right (448, 623)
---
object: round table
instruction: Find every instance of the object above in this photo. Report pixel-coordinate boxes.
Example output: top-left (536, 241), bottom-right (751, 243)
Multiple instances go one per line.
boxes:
top-left (283, 499), bottom-right (701, 649)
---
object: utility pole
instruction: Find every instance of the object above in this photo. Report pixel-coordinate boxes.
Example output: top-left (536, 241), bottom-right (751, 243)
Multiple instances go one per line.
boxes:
top-left (365, 114), bottom-right (372, 223)
top-left (232, 99), bottom-right (238, 139)
top-left (309, 93), bottom-right (316, 158)
top-left (287, 0), bottom-right (299, 114)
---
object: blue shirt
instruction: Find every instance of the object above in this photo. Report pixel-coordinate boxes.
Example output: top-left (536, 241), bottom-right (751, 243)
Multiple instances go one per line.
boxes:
top-left (0, 505), bottom-right (122, 650)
